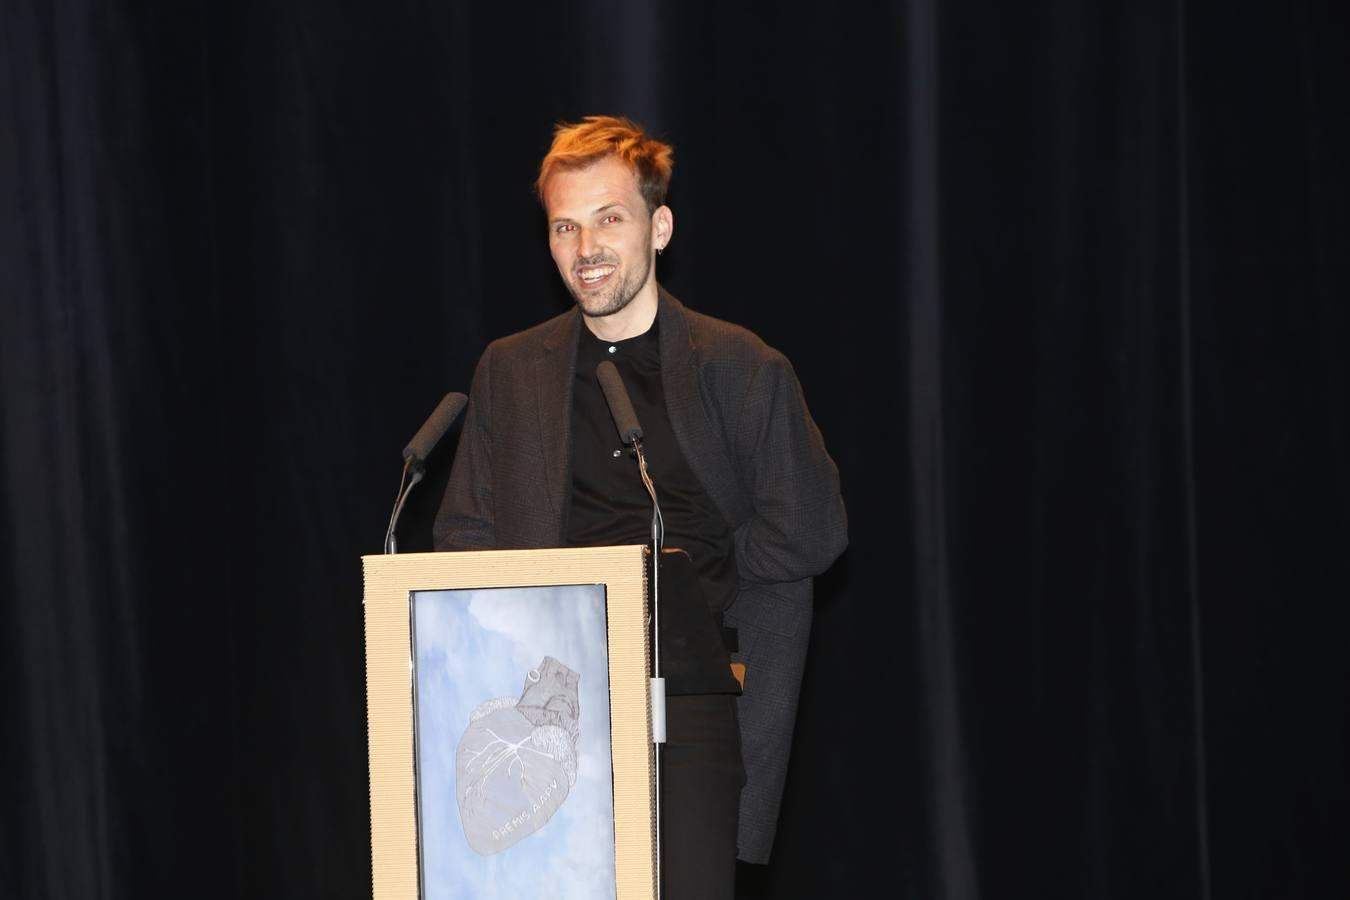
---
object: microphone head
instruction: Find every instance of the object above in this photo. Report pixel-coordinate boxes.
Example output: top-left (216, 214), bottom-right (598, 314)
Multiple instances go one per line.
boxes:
top-left (403, 391), bottom-right (469, 463)
top-left (595, 361), bottom-right (644, 445)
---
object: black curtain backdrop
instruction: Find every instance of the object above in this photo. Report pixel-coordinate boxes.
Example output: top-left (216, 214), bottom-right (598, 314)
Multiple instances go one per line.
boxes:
top-left (3, 1), bottom-right (1346, 898)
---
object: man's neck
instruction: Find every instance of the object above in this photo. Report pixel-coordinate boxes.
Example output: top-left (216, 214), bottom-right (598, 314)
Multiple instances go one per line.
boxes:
top-left (581, 283), bottom-right (660, 342)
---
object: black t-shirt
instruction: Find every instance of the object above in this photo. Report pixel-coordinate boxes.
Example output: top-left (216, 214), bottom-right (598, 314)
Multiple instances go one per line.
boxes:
top-left (566, 319), bottom-right (739, 613)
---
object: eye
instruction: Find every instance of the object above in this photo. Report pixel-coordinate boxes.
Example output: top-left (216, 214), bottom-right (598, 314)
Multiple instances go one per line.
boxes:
top-left (601, 214), bottom-right (620, 225)
top-left (554, 222), bottom-right (577, 234)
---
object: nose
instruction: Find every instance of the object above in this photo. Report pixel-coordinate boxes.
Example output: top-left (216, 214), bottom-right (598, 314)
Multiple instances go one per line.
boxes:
top-left (576, 227), bottom-right (599, 260)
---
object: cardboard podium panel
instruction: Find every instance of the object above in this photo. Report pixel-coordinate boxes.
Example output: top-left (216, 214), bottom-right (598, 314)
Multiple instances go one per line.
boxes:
top-left (363, 546), bottom-right (654, 900)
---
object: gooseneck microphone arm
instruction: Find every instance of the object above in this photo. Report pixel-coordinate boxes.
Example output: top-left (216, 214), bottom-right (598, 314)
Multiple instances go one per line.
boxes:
top-left (384, 391), bottom-right (469, 554)
top-left (384, 456), bottom-right (422, 554)
top-left (631, 441), bottom-right (665, 663)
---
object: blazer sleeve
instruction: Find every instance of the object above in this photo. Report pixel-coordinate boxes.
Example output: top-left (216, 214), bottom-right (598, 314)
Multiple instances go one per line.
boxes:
top-left (433, 345), bottom-right (497, 550)
top-left (730, 351), bottom-right (847, 583)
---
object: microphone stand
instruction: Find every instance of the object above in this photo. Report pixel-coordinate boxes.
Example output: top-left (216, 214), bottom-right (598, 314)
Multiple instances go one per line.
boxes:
top-left (383, 456), bottom-right (426, 555)
top-left (631, 435), bottom-right (666, 899)
top-left (593, 359), bottom-right (666, 896)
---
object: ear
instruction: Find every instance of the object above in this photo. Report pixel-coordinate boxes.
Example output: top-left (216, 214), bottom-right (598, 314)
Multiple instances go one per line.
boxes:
top-left (651, 205), bottom-right (674, 253)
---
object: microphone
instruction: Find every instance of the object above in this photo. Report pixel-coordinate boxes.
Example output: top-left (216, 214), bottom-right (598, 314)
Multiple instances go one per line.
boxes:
top-left (385, 391), bottom-right (469, 554)
top-left (403, 392), bottom-right (469, 473)
top-left (595, 358), bottom-right (666, 688)
top-left (595, 361), bottom-right (643, 445)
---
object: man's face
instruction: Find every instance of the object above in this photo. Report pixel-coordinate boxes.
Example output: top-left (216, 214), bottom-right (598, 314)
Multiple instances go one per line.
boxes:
top-left (544, 156), bottom-right (665, 319)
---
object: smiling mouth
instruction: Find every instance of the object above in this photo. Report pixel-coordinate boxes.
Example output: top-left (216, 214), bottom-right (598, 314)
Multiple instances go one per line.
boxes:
top-left (577, 265), bottom-right (616, 285)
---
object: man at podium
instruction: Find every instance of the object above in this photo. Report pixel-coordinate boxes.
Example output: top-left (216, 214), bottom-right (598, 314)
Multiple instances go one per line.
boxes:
top-left (434, 115), bottom-right (847, 900)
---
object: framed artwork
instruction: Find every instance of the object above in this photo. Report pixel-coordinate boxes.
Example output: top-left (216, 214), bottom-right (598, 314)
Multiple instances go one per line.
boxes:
top-left (363, 546), bottom-right (654, 900)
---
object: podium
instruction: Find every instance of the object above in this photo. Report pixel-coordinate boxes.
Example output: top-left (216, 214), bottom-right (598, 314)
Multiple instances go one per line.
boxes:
top-left (363, 546), bottom-right (657, 900)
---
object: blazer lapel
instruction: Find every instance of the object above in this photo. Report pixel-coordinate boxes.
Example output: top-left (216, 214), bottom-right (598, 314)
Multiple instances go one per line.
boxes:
top-left (535, 310), bottom-right (581, 539)
top-left (658, 288), bottom-right (746, 527)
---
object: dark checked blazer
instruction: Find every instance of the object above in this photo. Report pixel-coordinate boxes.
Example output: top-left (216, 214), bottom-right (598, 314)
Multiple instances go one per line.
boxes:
top-left (434, 287), bottom-right (847, 864)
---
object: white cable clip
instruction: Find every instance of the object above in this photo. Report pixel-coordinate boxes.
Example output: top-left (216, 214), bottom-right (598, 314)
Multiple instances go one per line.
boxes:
top-left (650, 677), bottom-right (666, 744)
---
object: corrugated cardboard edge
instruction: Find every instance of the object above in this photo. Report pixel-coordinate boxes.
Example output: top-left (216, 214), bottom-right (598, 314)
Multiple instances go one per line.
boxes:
top-left (362, 546), bottom-right (654, 900)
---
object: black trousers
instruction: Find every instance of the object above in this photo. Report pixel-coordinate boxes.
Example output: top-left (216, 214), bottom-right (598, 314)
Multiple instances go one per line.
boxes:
top-left (660, 694), bottom-right (746, 900)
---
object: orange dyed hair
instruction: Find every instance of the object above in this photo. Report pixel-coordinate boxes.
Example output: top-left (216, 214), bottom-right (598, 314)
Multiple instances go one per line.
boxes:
top-left (535, 115), bottom-right (674, 214)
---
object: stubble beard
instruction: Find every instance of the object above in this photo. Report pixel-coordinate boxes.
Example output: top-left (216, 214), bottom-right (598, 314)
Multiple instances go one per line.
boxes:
top-left (567, 238), bottom-right (653, 320)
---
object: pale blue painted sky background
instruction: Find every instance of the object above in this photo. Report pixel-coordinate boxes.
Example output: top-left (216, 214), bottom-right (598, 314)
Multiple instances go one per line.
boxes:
top-left (413, 585), bottom-right (616, 900)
